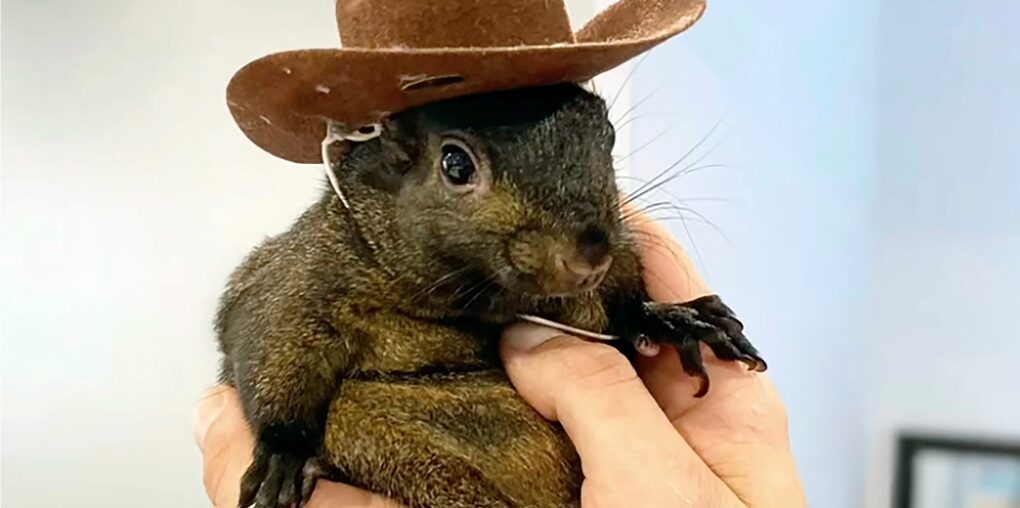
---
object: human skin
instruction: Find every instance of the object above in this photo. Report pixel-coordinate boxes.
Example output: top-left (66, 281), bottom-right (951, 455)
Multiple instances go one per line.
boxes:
top-left (193, 218), bottom-right (806, 508)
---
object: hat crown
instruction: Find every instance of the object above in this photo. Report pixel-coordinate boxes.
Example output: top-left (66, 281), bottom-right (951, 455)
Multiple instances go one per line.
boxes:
top-left (336, 0), bottom-right (575, 49)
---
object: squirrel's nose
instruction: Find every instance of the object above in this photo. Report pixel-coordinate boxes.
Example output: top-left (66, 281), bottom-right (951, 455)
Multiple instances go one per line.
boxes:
top-left (577, 225), bottom-right (610, 266)
top-left (556, 252), bottom-right (612, 291)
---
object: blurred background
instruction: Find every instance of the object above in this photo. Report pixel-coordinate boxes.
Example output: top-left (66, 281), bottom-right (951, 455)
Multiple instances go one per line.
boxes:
top-left (2, 0), bottom-right (1018, 506)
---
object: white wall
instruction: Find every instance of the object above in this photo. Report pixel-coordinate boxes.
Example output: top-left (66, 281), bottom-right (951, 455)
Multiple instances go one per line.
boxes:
top-left (623, 2), bottom-right (878, 507)
top-left (865, 2), bottom-right (1020, 506)
top-left (2, 1), bottom-right (330, 505)
top-left (0, 1), bottom-right (624, 506)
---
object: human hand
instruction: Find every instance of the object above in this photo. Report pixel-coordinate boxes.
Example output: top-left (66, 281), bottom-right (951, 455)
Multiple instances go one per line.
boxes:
top-left (192, 386), bottom-right (403, 508)
top-left (498, 217), bottom-right (806, 507)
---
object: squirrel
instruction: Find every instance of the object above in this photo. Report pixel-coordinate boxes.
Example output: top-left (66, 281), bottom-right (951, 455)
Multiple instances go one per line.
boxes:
top-left (215, 83), bottom-right (766, 508)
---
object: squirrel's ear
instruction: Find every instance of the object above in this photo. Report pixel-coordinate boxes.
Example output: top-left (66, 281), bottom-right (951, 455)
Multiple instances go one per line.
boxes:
top-left (351, 116), bottom-right (420, 194)
top-left (378, 116), bottom-right (419, 167)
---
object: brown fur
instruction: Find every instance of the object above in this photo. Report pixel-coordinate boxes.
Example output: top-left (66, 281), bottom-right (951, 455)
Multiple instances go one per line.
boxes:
top-left (215, 84), bottom-right (764, 508)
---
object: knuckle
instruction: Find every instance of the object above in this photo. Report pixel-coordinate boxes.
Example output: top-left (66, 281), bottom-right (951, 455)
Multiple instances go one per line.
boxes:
top-left (199, 414), bottom-right (253, 506)
top-left (202, 442), bottom-right (232, 502)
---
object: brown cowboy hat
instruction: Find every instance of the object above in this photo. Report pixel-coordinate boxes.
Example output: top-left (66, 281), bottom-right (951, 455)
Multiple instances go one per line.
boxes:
top-left (227, 0), bottom-right (706, 163)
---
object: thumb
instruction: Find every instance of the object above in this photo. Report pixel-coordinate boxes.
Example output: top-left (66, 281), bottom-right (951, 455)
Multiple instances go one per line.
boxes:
top-left (500, 323), bottom-right (638, 422)
top-left (499, 323), bottom-right (743, 507)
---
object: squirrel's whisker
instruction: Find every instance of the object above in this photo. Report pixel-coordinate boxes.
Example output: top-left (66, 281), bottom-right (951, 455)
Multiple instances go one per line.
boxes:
top-left (610, 82), bottom-right (662, 125)
top-left (614, 125), bottom-right (675, 163)
top-left (620, 115), bottom-right (727, 206)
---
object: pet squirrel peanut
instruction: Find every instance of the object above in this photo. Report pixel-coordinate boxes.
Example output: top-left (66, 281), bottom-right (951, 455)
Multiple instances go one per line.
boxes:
top-left (215, 83), bottom-right (766, 508)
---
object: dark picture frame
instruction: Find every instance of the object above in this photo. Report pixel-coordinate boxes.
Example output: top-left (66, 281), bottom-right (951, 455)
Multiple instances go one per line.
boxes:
top-left (894, 432), bottom-right (1020, 508)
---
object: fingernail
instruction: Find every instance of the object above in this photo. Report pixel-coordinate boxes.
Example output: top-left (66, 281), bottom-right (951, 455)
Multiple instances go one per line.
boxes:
top-left (192, 387), bottom-right (227, 452)
top-left (503, 323), bottom-right (567, 351)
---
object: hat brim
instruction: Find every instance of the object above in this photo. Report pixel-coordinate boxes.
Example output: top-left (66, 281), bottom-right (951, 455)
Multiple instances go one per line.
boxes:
top-left (227, 0), bottom-right (705, 163)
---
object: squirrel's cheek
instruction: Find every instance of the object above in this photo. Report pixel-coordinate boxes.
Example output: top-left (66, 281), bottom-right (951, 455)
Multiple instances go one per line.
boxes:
top-left (508, 232), bottom-right (588, 295)
top-left (507, 231), bottom-right (561, 273)
top-left (507, 237), bottom-right (543, 276)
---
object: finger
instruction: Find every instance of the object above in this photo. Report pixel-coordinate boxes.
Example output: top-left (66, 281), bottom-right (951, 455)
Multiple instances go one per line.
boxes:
top-left (627, 216), bottom-right (806, 505)
top-left (637, 347), bottom-right (806, 508)
top-left (628, 214), bottom-right (782, 426)
top-left (626, 212), bottom-right (768, 421)
top-left (195, 386), bottom-right (254, 507)
top-left (637, 346), bottom-right (786, 440)
top-left (501, 324), bottom-right (743, 507)
top-left (193, 386), bottom-right (231, 453)
top-left (306, 482), bottom-right (405, 508)
top-left (628, 215), bottom-right (787, 450)
top-left (626, 210), bottom-right (710, 303)
top-left (195, 386), bottom-right (404, 508)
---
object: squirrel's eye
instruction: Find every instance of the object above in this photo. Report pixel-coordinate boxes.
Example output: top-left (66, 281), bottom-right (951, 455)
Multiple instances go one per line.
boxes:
top-left (440, 143), bottom-right (477, 186)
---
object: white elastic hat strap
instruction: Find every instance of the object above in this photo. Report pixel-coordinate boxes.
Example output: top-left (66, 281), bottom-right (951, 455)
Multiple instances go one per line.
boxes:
top-left (320, 122), bottom-right (382, 211)
top-left (516, 314), bottom-right (619, 342)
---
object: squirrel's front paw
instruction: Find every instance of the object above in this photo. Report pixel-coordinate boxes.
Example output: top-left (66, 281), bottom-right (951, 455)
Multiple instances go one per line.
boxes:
top-left (635, 295), bottom-right (766, 397)
top-left (239, 442), bottom-right (326, 508)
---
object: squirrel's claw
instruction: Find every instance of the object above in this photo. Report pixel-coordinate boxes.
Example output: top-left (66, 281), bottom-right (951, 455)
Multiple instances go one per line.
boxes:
top-left (634, 295), bottom-right (767, 397)
top-left (299, 457), bottom-right (327, 507)
top-left (239, 445), bottom-right (322, 508)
